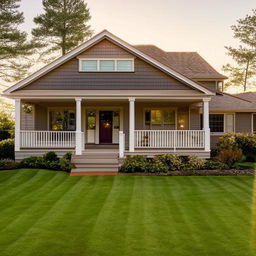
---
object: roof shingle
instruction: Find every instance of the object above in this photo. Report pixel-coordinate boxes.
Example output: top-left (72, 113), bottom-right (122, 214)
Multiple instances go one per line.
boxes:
top-left (133, 45), bottom-right (227, 80)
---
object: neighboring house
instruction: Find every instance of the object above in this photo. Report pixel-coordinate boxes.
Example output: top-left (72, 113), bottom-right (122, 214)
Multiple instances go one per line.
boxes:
top-left (3, 30), bottom-right (252, 174)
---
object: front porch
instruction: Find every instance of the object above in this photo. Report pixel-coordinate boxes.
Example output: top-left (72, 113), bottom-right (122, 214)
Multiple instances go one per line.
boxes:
top-left (14, 97), bottom-right (211, 160)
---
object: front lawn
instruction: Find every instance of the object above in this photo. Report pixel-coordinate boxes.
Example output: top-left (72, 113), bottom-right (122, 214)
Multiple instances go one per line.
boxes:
top-left (0, 169), bottom-right (255, 256)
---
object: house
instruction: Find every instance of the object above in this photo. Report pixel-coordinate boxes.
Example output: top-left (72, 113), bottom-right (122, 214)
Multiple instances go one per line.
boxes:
top-left (3, 30), bottom-right (254, 174)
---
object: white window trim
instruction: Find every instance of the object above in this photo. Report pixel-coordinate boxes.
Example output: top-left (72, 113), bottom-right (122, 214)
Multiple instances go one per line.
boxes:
top-left (78, 58), bottom-right (135, 72)
top-left (209, 113), bottom-right (235, 135)
top-left (143, 107), bottom-right (177, 130)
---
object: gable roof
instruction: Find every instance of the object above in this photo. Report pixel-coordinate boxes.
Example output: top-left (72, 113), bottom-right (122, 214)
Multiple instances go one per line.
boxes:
top-left (133, 45), bottom-right (227, 80)
top-left (3, 30), bottom-right (214, 95)
top-left (209, 92), bottom-right (256, 111)
top-left (235, 92), bottom-right (256, 105)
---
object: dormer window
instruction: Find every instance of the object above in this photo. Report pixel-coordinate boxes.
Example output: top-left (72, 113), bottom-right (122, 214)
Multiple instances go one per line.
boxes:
top-left (79, 59), bottom-right (134, 72)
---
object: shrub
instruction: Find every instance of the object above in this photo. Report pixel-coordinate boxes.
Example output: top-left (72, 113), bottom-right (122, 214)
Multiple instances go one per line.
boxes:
top-left (0, 139), bottom-right (14, 160)
top-left (149, 160), bottom-right (169, 173)
top-left (63, 152), bottom-right (72, 161)
top-left (203, 160), bottom-right (229, 170)
top-left (0, 159), bottom-right (17, 170)
top-left (217, 149), bottom-right (243, 168)
top-left (19, 156), bottom-right (46, 169)
top-left (120, 155), bottom-right (148, 173)
top-left (180, 155), bottom-right (205, 170)
top-left (59, 158), bottom-right (74, 172)
top-left (216, 133), bottom-right (256, 159)
top-left (153, 154), bottom-right (183, 171)
top-left (43, 151), bottom-right (58, 162)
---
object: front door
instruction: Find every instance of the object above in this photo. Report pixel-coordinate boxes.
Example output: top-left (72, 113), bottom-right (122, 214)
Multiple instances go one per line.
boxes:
top-left (99, 111), bottom-right (113, 143)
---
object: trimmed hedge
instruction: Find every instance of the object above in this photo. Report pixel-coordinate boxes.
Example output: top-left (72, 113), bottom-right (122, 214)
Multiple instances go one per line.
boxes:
top-left (19, 151), bottom-right (74, 172)
top-left (120, 154), bottom-right (229, 173)
top-left (0, 139), bottom-right (14, 160)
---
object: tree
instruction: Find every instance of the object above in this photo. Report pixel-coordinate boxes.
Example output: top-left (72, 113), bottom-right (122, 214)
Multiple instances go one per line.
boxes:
top-left (0, 99), bottom-right (14, 140)
top-left (0, 0), bottom-right (36, 82)
top-left (223, 9), bottom-right (256, 92)
top-left (32, 0), bottom-right (93, 59)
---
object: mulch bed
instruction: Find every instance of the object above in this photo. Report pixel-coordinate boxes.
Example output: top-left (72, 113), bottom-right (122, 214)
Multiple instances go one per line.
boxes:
top-left (118, 169), bottom-right (255, 176)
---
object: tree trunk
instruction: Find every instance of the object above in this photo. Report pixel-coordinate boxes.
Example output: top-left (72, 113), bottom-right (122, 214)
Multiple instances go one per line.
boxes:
top-left (62, 0), bottom-right (67, 55)
top-left (243, 59), bottom-right (250, 92)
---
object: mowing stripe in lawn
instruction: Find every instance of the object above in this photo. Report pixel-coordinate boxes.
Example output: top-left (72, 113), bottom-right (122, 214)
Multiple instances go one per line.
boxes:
top-left (0, 170), bottom-right (255, 256)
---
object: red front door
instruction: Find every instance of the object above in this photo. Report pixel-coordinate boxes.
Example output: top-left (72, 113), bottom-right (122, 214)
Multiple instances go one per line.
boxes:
top-left (99, 111), bottom-right (113, 143)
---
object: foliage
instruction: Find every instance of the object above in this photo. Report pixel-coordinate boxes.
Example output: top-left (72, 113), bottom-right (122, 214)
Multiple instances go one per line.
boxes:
top-left (216, 133), bottom-right (256, 159)
top-left (43, 151), bottom-right (58, 162)
top-left (19, 151), bottom-right (73, 172)
top-left (153, 154), bottom-right (183, 171)
top-left (181, 155), bottom-right (206, 170)
top-left (0, 139), bottom-right (14, 160)
top-left (0, 159), bottom-right (17, 170)
top-left (203, 160), bottom-right (229, 170)
top-left (233, 162), bottom-right (256, 170)
top-left (148, 159), bottom-right (169, 173)
top-left (223, 9), bottom-right (256, 91)
top-left (63, 152), bottom-right (72, 161)
top-left (0, 0), bottom-right (37, 82)
top-left (120, 155), bottom-right (148, 173)
top-left (217, 149), bottom-right (243, 168)
top-left (0, 105), bottom-right (14, 141)
top-left (32, 0), bottom-right (93, 60)
top-left (59, 157), bottom-right (74, 172)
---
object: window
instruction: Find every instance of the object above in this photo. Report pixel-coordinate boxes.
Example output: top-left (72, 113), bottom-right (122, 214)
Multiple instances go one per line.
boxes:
top-left (117, 60), bottom-right (133, 71)
top-left (201, 113), bottom-right (234, 133)
top-left (145, 109), bottom-right (175, 126)
top-left (50, 110), bottom-right (75, 131)
top-left (209, 114), bottom-right (224, 133)
top-left (99, 60), bottom-right (115, 71)
top-left (79, 59), bottom-right (134, 72)
top-left (80, 60), bottom-right (97, 71)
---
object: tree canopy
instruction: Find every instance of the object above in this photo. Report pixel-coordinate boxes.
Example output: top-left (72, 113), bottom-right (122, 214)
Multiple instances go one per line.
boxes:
top-left (223, 9), bottom-right (256, 92)
top-left (32, 0), bottom-right (92, 59)
top-left (0, 0), bottom-right (37, 82)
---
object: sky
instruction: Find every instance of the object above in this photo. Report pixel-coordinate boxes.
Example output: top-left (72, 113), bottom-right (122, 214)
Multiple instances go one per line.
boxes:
top-left (19, 0), bottom-right (255, 75)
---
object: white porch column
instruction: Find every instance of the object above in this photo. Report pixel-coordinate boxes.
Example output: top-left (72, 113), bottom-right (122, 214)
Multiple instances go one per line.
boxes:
top-left (129, 97), bottom-right (135, 152)
top-left (15, 99), bottom-right (21, 151)
top-left (203, 98), bottom-right (211, 151)
top-left (75, 98), bottom-right (82, 155)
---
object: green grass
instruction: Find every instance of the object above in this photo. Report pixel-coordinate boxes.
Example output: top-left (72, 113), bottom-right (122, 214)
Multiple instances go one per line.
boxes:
top-left (0, 169), bottom-right (256, 256)
top-left (234, 162), bottom-right (256, 170)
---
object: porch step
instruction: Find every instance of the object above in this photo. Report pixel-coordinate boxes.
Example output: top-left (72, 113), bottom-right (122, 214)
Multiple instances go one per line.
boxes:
top-left (71, 149), bottom-right (119, 175)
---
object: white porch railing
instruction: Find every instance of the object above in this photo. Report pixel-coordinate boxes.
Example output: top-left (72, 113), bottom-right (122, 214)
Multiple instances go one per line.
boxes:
top-left (20, 131), bottom-right (76, 148)
top-left (135, 130), bottom-right (205, 149)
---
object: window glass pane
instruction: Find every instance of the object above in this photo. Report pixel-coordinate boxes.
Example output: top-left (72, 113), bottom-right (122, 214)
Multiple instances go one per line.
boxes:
top-left (151, 110), bottom-right (162, 125)
top-left (50, 111), bottom-right (64, 131)
top-left (81, 60), bottom-right (97, 71)
top-left (113, 111), bottom-right (120, 129)
top-left (87, 111), bottom-right (96, 130)
top-left (163, 110), bottom-right (175, 124)
top-left (209, 114), bottom-right (224, 133)
top-left (99, 60), bottom-right (115, 71)
top-left (145, 110), bottom-right (151, 125)
top-left (117, 60), bottom-right (133, 71)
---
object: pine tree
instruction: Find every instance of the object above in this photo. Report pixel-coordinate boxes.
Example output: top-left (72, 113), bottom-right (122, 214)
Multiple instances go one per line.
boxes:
top-left (32, 0), bottom-right (92, 58)
top-left (0, 0), bottom-right (36, 82)
top-left (223, 9), bottom-right (256, 92)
